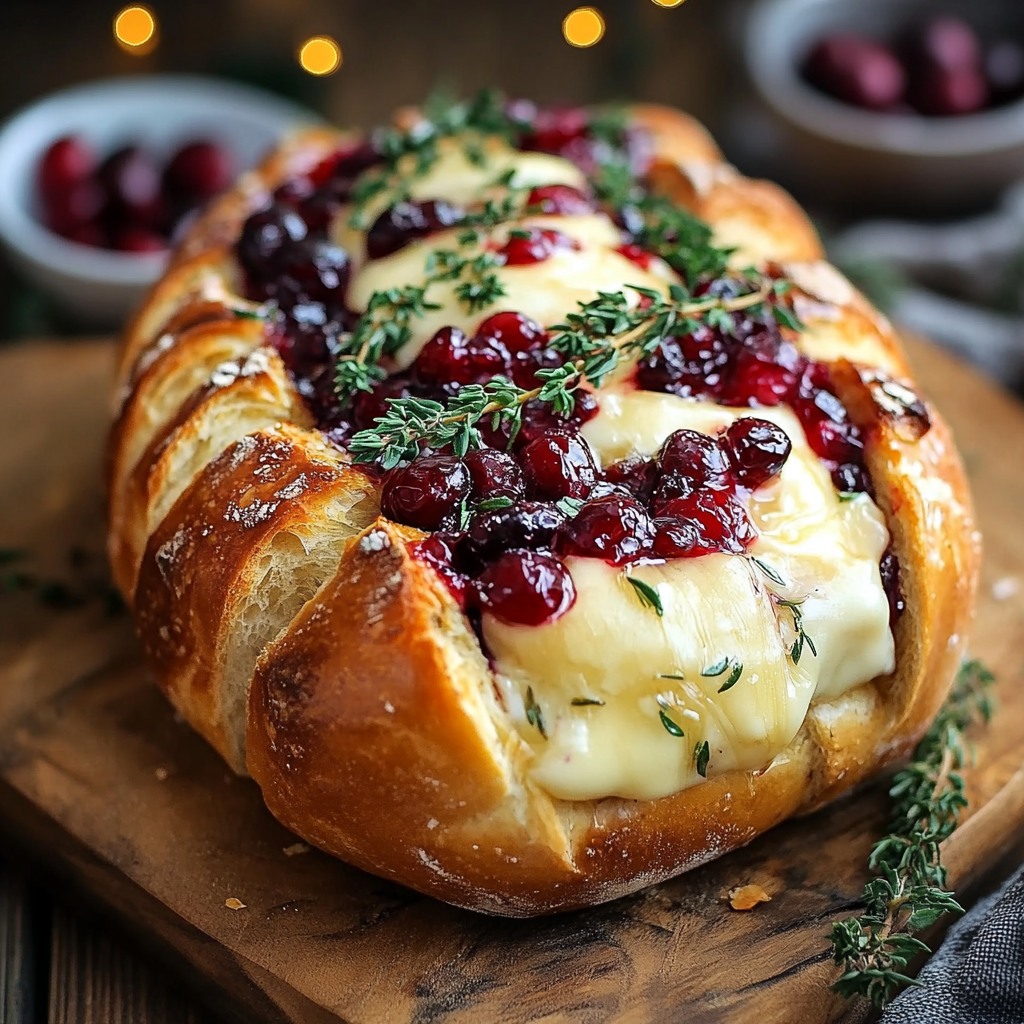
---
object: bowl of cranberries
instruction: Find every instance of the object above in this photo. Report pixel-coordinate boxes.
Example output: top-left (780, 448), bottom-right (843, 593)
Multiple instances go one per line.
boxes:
top-left (745, 0), bottom-right (1024, 210)
top-left (0, 74), bottom-right (314, 325)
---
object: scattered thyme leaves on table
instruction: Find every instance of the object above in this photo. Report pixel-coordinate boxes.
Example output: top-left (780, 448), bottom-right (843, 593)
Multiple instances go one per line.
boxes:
top-left (830, 659), bottom-right (996, 1009)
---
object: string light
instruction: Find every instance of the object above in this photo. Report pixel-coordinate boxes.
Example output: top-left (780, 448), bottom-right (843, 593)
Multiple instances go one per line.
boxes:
top-left (113, 5), bottom-right (157, 55)
top-left (562, 7), bottom-right (605, 48)
top-left (298, 35), bottom-right (343, 76)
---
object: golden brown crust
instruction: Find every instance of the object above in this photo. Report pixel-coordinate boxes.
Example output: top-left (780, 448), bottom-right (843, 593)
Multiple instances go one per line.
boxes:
top-left (111, 101), bottom-right (981, 916)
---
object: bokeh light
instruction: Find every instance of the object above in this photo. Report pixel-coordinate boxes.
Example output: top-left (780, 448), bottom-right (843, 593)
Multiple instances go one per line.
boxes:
top-left (651, 0), bottom-right (687, 7)
top-left (113, 5), bottom-right (157, 54)
top-left (562, 7), bottom-right (605, 48)
top-left (298, 35), bottom-right (343, 76)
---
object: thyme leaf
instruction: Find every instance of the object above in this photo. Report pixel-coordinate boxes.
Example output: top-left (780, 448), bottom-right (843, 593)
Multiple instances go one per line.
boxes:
top-left (571, 697), bottom-right (606, 707)
top-left (524, 685), bottom-right (547, 738)
top-left (627, 576), bottom-right (664, 617)
top-left (830, 660), bottom-right (996, 1009)
top-left (694, 740), bottom-right (711, 778)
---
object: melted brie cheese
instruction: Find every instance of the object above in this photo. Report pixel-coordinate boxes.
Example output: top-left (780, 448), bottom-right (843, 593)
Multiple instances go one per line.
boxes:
top-left (482, 395), bottom-right (894, 802)
top-left (334, 135), bottom-right (896, 804)
top-left (348, 214), bottom-right (675, 370)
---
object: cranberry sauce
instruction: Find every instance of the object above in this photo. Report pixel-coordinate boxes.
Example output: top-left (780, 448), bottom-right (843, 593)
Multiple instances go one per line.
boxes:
top-left (397, 388), bottom-right (793, 626)
top-left (635, 282), bottom-right (871, 495)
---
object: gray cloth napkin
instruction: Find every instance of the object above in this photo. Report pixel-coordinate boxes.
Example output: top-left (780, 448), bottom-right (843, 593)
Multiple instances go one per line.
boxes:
top-left (881, 866), bottom-right (1024, 1023)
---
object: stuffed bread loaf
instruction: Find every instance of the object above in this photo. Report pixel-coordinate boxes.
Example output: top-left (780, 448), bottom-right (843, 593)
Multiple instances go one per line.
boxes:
top-left (108, 94), bottom-right (979, 916)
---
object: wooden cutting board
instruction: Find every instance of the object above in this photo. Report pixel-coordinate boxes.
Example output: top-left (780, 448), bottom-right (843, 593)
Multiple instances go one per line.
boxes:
top-left (1, 337), bottom-right (1023, 1024)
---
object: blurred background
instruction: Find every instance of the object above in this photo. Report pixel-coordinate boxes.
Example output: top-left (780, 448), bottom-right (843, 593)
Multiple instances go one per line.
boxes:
top-left (1, 0), bottom-right (1024, 387)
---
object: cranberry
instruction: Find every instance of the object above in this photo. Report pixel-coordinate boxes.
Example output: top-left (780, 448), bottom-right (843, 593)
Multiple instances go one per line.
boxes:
top-left (38, 136), bottom-right (96, 202)
top-left (366, 199), bottom-right (464, 259)
top-left (602, 455), bottom-right (658, 502)
top-left (725, 418), bottom-right (792, 489)
top-left (380, 456), bottom-right (471, 531)
top-left (350, 378), bottom-right (411, 430)
top-left (910, 67), bottom-right (989, 116)
top-left (328, 141), bottom-right (383, 201)
top-left (237, 204), bottom-right (307, 282)
top-left (879, 548), bottom-right (905, 625)
top-left (558, 495), bottom-right (655, 565)
top-left (520, 107), bottom-right (589, 154)
top-left (655, 491), bottom-right (756, 557)
top-left (802, 415), bottom-right (863, 467)
top-left (901, 16), bottom-right (982, 75)
top-left (508, 346), bottom-right (563, 388)
top-left (519, 431), bottom-right (598, 500)
top-left (98, 145), bottom-right (162, 224)
top-left (526, 184), bottom-right (594, 216)
top-left (721, 354), bottom-right (797, 407)
top-left (412, 532), bottom-right (468, 607)
top-left (412, 326), bottom-right (509, 386)
top-left (477, 550), bottom-right (576, 626)
top-left (61, 221), bottom-right (106, 248)
top-left (498, 227), bottom-right (579, 266)
top-left (494, 390), bottom-right (598, 447)
top-left (164, 140), bottom-right (233, 201)
top-left (44, 180), bottom-right (105, 236)
top-left (832, 462), bottom-right (872, 495)
top-left (464, 449), bottom-right (525, 500)
top-left (803, 35), bottom-right (906, 111)
top-left (475, 311), bottom-right (547, 354)
top-left (295, 188), bottom-right (341, 234)
top-left (112, 226), bottom-right (167, 253)
top-left (616, 243), bottom-right (656, 270)
top-left (271, 239), bottom-right (351, 309)
top-left (467, 502), bottom-right (566, 560)
top-left (654, 429), bottom-right (730, 503)
top-left (635, 327), bottom-right (729, 398)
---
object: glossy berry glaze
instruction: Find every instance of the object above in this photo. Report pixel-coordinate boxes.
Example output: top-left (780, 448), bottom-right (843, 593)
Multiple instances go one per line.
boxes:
top-left (233, 106), bottom-right (904, 629)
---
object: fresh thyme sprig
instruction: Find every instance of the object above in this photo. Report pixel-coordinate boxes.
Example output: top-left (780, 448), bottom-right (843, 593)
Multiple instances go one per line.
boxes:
top-left (349, 88), bottom-right (521, 227)
top-left (830, 659), bottom-right (996, 1009)
top-left (346, 280), bottom-right (774, 466)
top-left (335, 180), bottom-right (529, 402)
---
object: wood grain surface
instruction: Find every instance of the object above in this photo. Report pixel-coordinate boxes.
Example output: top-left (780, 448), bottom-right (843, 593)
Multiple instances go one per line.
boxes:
top-left (0, 337), bottom-right (1022, 1024)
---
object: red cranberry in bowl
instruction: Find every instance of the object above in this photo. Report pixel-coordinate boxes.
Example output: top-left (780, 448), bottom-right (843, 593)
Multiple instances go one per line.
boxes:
top-left (464, 449), bottom-right (525, 501)
top-left (655, 491), bottom-right (756, 557)
top-left (803, 35), bottom-right (906, 111)
top-left (44, 179), bottom-right (105, 237)
top-left (526, 184), bottom-right (594, 216)
top-left (380, 455), bottom-right (472, 531)
top-left (558, 495), bottom-right (656, 565)
top-left (366, 199), bottom-right (464, 259)
top-left (475, 310), bottom-right (548, 354)
top-left (38, 136), bottom-right (96, 203)
top-left (497, 227), bottom-right (579, 266)
top-left (477, 549), bottom-right (576, 626)
top-left (910, 66), bottom-right (989, 117)
top-left (519, 431), bottom-right (598, 500)
top-left (900, 16), bottom-right (982, 75)
top-left (98, 145), bottom-right (163, 225)
top-left (112, 225), bottom-right (167, 253)
top-left (164, 140), bottom-right (233, 202)
top-left (412, 326), bottom-right (510, 386)
top-left (724, 417), bottom-right (792, 489)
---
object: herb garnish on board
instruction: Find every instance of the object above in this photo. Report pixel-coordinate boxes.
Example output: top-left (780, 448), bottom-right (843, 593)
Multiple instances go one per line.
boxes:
top-left (830, 659), bottom-right (996, 1008)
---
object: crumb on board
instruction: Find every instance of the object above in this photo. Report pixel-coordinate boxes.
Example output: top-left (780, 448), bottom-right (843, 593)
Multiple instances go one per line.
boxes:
top-left (727, 884), bottom-right (772, 911)
top-left (154, 767), bottom-right (169, 782)
top-left (283, 842), bottom-right (310, 857)
top-left (224, 897), bottom-right (247, 911)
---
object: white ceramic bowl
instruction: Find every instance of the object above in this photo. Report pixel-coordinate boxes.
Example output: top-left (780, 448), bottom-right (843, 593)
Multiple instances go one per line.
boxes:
top-left (744, 0), bottom-right (1024, 212)
top-left (0, 75), bottom-right (318, 327)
